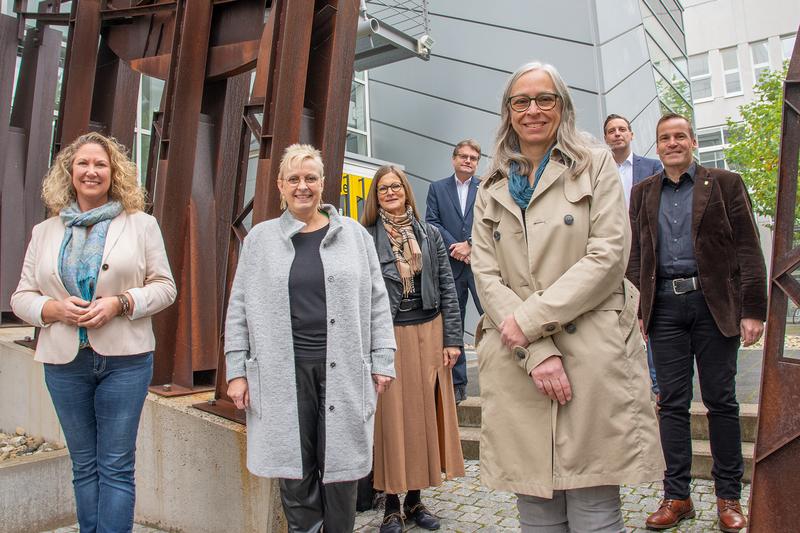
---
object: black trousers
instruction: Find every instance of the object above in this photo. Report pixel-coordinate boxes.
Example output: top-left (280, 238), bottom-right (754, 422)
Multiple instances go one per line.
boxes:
top-left (649, 287), bottom-right (743, 500)
top-left (452, 267), bottom-right (483, 387)
top-left (279, 359), bottom-right (358, 533)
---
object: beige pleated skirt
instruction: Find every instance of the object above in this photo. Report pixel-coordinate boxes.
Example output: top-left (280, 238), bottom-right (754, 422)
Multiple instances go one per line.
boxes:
top-left (373, 314), bottom-right (465, 494)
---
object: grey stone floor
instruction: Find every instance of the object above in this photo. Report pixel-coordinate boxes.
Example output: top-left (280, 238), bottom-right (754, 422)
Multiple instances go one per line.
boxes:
top-left (355, 460), bottom-right (749, 532)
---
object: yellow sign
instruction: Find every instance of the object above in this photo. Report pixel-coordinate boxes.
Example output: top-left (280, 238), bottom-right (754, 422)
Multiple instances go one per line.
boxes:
top-left (340, 173), bottom-right (373, 221)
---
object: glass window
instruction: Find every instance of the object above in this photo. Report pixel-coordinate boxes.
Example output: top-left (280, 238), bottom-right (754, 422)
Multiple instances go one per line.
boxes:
top-left (641, 1), bottom-right (689, 78)
top-left (689, 53), bottom-right (712, 101)
top-left (699, 149), bottom-right (726, 169)
top-left (140, 76), bottom-right (164, 132)
top-left (782, 34), bottom-right (797, 61)
top-left (646, 34), bottom-right (690, 101)
top-left (698, 130), bottom-right (723, 149)
top-left (346, 72), bottom-right (370, 156)
top-left (346, 131), bottom-right (367, 155)
top-left (654, 69), bottom-right (693, 122)
top-left (751, 40), bottom-right (770, 83)
top-left (721, 47), bottom-right (742, 96)
top-left (698, 126), bottom-right (730, 170)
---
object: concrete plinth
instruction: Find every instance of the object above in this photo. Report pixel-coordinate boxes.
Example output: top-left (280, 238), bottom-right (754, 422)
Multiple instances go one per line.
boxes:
top-left (135, 392), bottom-right (286, 533)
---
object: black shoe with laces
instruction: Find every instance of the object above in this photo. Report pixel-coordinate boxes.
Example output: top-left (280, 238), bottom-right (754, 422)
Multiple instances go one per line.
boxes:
top-left (379, 512), bottom-right (403, 533)
top-left (404, 503), bottom-right (440, 530)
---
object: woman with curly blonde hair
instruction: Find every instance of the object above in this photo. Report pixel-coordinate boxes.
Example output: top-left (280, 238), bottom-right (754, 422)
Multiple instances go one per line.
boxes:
top-left (12, 131), bottom-right (176, 533)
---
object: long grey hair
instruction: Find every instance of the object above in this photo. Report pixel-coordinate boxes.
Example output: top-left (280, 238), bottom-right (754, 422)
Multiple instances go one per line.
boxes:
top-left (488, 61), bottom-right (598, 180)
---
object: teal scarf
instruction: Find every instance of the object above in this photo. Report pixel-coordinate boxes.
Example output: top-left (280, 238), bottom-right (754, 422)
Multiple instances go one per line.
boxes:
top-left (508, 149), bottom-right (553, 210)
top-left (59, 201), bottom-right (123, 345)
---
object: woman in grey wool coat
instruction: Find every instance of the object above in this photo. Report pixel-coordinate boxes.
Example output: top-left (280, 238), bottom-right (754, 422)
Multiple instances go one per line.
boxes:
top-left (224, 144), bottom-right (397, 532)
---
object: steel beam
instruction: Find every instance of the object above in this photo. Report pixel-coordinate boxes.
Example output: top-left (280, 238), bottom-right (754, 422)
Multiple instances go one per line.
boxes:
top-left (749, 26), bottom-right (800, 532)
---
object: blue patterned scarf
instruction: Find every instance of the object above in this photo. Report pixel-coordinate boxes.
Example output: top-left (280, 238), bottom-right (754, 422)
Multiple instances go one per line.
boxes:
top-left (59, 201), bottom-right (123, 345)
top-left (508, 148), bottom-right (553, 210)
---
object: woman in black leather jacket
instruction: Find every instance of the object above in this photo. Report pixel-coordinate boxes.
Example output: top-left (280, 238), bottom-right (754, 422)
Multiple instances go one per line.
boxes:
top-left (362, 165), bottom-right (465, 533)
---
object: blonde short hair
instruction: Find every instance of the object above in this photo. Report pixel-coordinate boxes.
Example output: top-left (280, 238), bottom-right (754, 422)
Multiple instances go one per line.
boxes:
top-left (278, 144), bottom-right (325, 181)
top-left (41, 132), bottom-right (144, 214)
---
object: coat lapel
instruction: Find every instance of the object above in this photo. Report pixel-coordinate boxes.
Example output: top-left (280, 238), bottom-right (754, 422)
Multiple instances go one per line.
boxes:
top-left (101, 210), bottom-right (128, 263)
top-left (463, 177), bottom-right (478, 219)
top-left (445, 175), bottom-right (464, 219)
top-left (645, 176), bottom-right (662, 254)
top-left (692, 165), bottom-right (712, 245)
top-left (531, 157), bottom-right (568, 203)
top-left (487, 177), bottom-right (524, 228)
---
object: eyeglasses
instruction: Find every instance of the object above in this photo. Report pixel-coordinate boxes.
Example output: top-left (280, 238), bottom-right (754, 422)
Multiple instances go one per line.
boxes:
top-left (455, 153), bottom-right (479, 162)
top-left (282, 175), bottom-right (321, 186)
top-left (377, 183), bottom-right (404, 195)
top-left (507, 92), bottom-right (560, 113)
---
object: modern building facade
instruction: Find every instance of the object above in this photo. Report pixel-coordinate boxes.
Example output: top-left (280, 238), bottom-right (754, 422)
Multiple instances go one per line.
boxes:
top-left (684, 0), bottom-right (799, 170)
top-left (365, 0), bottom-right (692, 338)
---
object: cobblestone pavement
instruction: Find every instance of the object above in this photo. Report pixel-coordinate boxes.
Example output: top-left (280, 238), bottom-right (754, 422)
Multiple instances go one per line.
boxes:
top-left (355, 460), bottom-right (750, 532)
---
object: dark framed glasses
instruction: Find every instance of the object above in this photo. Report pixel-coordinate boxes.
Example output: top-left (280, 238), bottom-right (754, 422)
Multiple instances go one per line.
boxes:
top-left (377, 183), bottom-right (403, 195)
top-left (507, 92), bottom-right (560, 113)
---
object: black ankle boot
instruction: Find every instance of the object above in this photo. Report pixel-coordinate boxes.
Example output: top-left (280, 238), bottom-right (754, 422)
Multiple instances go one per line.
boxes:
top-left (403, 502), bottom-right (440, 530)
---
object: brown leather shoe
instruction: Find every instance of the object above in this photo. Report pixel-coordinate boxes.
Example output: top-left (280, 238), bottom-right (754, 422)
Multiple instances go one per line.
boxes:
top-left (717, 498), bottom-right (747, 532)
top-left (645, 498), bottom-right (695, 530)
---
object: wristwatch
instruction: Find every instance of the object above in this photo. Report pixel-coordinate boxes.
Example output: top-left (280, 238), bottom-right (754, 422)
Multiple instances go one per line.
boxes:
top-left (467, 236), bottom-right (472, 246)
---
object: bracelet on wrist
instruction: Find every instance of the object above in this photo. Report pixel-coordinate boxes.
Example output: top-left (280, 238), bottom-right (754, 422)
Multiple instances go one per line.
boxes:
top-left (117, 294), bottom-right (130, 317)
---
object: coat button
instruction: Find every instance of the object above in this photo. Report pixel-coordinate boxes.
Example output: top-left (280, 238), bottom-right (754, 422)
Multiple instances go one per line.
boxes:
top-left (330, 319), bottom-right (335, 324)
top-left (330, 362), bottom-right (336, 368)
top-left (545, 324), bottom-right (556, 332)
top-left (513, 347), bottom-right (527, 360)
top-left (102, 264), bottom-right (109, 271)
top-left (329, 405), bottom-right (335, 412)
top-left (565, 323), bottom-right (577, 334)
top-left (564, 214), bottom-right (574, 225)
top-left (327, 276), bottom-right (334, 282)
top-left (493, 230), bottom-right (501, 241)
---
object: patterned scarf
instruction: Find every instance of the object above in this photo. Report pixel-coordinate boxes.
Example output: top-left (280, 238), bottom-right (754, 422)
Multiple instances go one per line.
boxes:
top-left (508, 148), bottom-right (553, 210)
top-left (379, 206), bottom-right (422, 297)
top-left (59, 200), bottom-right (123, 345)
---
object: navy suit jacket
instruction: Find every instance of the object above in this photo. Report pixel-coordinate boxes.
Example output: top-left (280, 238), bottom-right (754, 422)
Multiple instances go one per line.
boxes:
top-left (632, 153), bottom-right (663, 186)
top-left (425, 174), bottom-right (479, 278)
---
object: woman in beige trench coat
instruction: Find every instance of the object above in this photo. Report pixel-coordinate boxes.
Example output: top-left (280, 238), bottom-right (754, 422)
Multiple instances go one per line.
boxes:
top-left (471, 62), bottom-right (665, 532)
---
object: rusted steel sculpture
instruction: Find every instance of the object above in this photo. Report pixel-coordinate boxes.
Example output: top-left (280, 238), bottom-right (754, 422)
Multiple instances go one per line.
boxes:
top-left (3, 0), bottom-right (359, 408)
top-left (0, 8), bottom-right (61, 325)
top-left (749, 27), bottom-right (800, 532)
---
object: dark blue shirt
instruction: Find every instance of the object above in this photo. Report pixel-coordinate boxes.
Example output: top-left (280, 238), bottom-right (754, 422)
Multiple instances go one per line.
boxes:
top-left (657, 163), bottom-right (698, 278)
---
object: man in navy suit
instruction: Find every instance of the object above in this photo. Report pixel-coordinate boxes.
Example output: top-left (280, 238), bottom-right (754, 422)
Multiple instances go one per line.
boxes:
top-left (605, 114), bottom-right (663, 396)
top-left (425, 139), bottom-right (484, 404)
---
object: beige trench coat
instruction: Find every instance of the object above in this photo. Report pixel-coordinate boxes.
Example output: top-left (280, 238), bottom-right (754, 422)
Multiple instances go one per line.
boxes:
top-left (472, 145), bottom-right (664, 498)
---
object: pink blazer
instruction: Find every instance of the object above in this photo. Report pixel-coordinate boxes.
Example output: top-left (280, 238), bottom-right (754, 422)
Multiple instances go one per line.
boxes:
top-left (11, 210), bottom-right (176, 363)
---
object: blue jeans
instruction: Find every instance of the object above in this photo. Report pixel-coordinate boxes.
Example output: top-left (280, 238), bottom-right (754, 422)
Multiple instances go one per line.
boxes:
top-left (44, 348), bottom-right (153, 533)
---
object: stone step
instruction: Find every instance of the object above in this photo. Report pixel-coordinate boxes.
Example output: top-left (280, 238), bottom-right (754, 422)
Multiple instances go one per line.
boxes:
top-left (458, 420), bottom-right (754, 482)
top-left (458, 398), bottom-right (758, 442)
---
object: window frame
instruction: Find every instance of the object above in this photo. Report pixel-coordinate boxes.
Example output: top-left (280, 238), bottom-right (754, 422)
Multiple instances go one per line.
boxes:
top-left (750, 40), bottom-right (770, 84)
top-left (689, 52), bottom-right (713, 103)
top-left (720, 47), bottom-right (743, 98)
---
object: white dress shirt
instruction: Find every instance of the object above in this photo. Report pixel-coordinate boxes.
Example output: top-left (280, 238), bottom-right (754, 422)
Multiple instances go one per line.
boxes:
top-left (617, 152), bottom-right (634, 207)
top-left (454, 176), bottom-right (471, 215)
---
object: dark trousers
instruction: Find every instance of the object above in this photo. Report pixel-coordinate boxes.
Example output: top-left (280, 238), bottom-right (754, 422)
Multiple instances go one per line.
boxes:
top-left (279, 359), bottom-right (358, 533)
top-left (649, 287), bottom-right (743, 500)
top-left (452, 267), bottom-right (483, 387)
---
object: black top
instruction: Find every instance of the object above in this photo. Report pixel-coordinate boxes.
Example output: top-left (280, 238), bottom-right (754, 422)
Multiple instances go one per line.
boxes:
top-left (657, 163), bottom-right (698, 278)
top-left (289, 225), bottom-right (329, 360)
top-left (394, 273), bottom-right (439, 326)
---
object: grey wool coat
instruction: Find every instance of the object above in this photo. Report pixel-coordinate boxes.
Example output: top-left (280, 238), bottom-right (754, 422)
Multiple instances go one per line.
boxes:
top-left (224, 205), bottom-right (397, 483)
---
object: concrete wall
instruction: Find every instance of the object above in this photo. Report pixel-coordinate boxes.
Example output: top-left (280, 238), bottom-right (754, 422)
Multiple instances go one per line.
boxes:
top-left (0, 328), bottom-right (64, 443)
top-left (368, 0), bottom-right (667, 339)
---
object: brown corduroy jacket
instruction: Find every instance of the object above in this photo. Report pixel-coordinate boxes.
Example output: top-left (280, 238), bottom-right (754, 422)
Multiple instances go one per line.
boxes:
top-left (626, 163), bottom-right (767, 337)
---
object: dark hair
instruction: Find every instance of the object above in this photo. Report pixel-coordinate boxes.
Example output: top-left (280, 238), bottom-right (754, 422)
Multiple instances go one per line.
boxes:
top-left (360, 165), bottom-right (420, 226)
top-left (656, 113), bottom-right (695, 139)
top-left (452, 139), bottom-right (482, 158)
top-left (603, 114), bottom-right (631, 134)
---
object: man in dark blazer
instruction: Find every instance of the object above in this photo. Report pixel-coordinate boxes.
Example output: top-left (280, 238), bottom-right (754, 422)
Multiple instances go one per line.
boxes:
top-left (627, 114), bottom-right (767, 532)
top-left (605, 113), bottom-right (663, 396)
top-left (425, 139), bottom-right (484, 404)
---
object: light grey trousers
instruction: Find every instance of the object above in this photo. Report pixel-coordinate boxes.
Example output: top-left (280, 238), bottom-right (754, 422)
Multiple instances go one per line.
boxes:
top-left (516, 485), bottom-right (626, 533)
